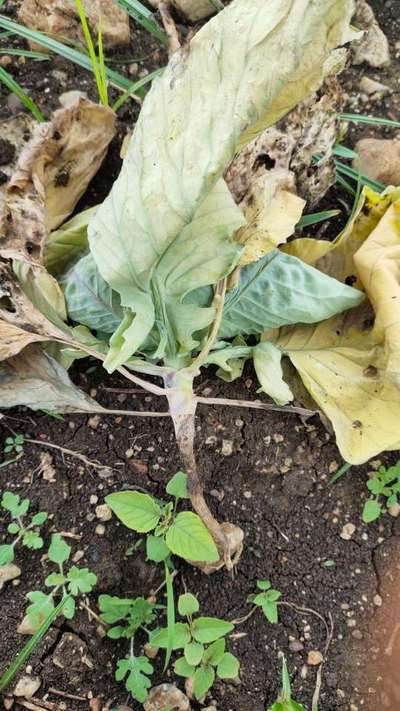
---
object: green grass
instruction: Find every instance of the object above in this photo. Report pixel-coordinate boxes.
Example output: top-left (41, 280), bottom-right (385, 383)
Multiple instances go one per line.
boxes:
top-left (0, 48), bottom-right (50, 60)
top-left (0, 65), bottom-right (45, 121)
top-left (115, 0), bottom-right (168, 45)
top-left (340, 112), bottom-right (400, 130)
top-left (297, 209), bottom-right (341, 229)
top-left (74, 0), bottom-right (108, 106)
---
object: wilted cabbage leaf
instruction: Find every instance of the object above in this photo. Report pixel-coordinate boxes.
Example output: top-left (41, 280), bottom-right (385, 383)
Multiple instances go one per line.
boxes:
top-left (88, 0), bottom-right (357, 372)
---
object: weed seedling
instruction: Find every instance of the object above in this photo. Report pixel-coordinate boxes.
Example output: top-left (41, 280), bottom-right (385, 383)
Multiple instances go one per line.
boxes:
top-left (150, 592), bottom-right (239, 702)
top-left (267, 656), bottom-right (307, 711)
top-left (249, 580), bottom-right (282, 623)
top-left (0, 492), bottom-right (47, 565)
top-left (106, 472), bottom-right (219, 566)
top-left (26, 533), bottom-right (97, 628)
top-left (362, 461), bottom-right (400, 523)
top-left (1, 434), bottom-right (25, 468)
top-left (99, 594), bottom-right (158, 703)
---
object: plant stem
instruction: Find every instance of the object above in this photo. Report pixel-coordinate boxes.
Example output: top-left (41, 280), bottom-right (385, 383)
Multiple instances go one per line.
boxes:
top-left (190, 278), bottom-right (227, 373)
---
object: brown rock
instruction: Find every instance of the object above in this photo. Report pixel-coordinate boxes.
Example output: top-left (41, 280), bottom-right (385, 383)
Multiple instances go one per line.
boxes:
top-left (353, 138), bottom-right (400, 186)
top-left (148, 0), bottom-right (216, 22)
top-left (19, 0), bottom-right (130, 49)
top-left (144, 684), bottom-right (191, 711)
top-left (307, 650), bottom-right (324, 666)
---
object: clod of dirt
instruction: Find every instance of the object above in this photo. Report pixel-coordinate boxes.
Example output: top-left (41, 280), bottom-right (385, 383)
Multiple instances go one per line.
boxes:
top-left (148, 0), bottom-right (215, 22)
top-left (352, 0), bottom-right (391, 67)
top-left (13, 674), bottom-right (41, 699)
top-left (51, 632), bottom-right (94, 676)
top-left (0, 563), bottom-right (21, 591)
top-left (143, 684), bottom-right (191, 711)
top-left (18, 0), bottom-right (130, 48)
top-left (353, 138), bottom-right (400, 186)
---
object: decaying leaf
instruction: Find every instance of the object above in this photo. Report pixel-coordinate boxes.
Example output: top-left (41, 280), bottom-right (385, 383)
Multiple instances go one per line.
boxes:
top-left (0, 115), bottom-right (35, 209)
top-left (0, 344), bottom-right (104, 413)
top-left (0, 98), bottom-right (115, 262)
top-left (272, 188), bottom-right (400, 463)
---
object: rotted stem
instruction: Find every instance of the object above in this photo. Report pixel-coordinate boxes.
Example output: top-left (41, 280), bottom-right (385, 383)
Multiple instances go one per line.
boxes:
top-left (164, 370), bottom-right (230, 558)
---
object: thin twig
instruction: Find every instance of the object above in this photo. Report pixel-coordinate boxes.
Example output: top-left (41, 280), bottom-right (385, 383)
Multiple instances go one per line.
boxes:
top-left (230, 606), bottom-right (257, 626)
top-left (25, 439), bottom-right (114, 473)
top-left (79, 600), bottom-right (106, 627)
top-left (196, 396), bottom-right (315, 417)
top-left (15, 700), bottom-right (59, 711)
top-left (48, 688), bottom-right (87, 702)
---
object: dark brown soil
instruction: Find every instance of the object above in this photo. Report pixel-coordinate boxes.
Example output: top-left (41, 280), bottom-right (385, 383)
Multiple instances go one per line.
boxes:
top-left (1, 2), bottom-right (400, 711)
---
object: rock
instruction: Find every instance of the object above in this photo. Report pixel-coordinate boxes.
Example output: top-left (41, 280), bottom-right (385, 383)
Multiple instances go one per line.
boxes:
top-left (0, 563), bottom-right (21, 591)
top-left (17, 614), bottom-right (37, 636)
top-left (88, 415), bottom-right (101, 430)
top-left (13, 675), bottom-right (41, 699)
top-left (359, 76), bottom-right (392, 97)
top-left (144, 642), bottom-right (159, 659)
top-left (144, 684), bottom-right (191, 711)
top-left (352, 629), bottom-right (363, 640)
top-left (59, 90), bottom-right (88, 108)
top-left (373, 594), bottom-right (383, 607)
top-left (148, 0), bottom-right (216, 22)
top-left (18, 0), bottom-right (130, 49)
top-left (0, 55), bottom-right (12, 67)
top-left (39, 451), bottom-right (56, 482)
top-left (221, 439), bottom-right (233, 456)
top-left (95, 523), bottom-right (106, 535)
top-left (51, 69), bottom-right (68, 84)
top-left (307, 650), bottom-right (323, 666)
top-left (289, 640), bottom-right (304, 652)
top-left (353, 138), bottom-right (400, 186)
top-left (6, 94), bottom-right (24, 114)
top-left (388, 502), bottom-right (400, 518)
top-left (352, 0), bottom-right (391, 68)
top-left (95, 504), bottom-right (112, 521)
top-left (340, 523), bottom-right (356, 540)
top-left (3, 697), bottom-right (14, 709)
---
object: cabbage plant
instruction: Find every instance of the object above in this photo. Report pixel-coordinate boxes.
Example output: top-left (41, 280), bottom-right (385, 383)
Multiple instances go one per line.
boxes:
top-left (2, 0), bottom-right (363, 570)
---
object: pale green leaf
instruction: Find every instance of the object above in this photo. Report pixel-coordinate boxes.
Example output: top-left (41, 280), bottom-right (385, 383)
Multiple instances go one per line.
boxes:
top-left (0, 544), bottom-right (14, 565)
top-left (44, 207), bottom-right (96, 276)
top-left (26, 591), bottom-right (55, 629)
top-left (62, 595), bottom-right (76, 620)
top-left (48, 534), bottom-right (71, 565)
top-left (219, 251), bottom-right (364, 340)
top-left (184, 641), bottom-right (204, 666)
top-left (31, 512), bottom-right (48, 526)
top-left (166, 471), bottom-right (189, 500)
top-left (115, 656), bottom-right (153, 703)
top-left (174, 656), bottom-right (196, 678)
top-left (146, 534), bottom-right (170, 562)
top-left (253, 342), bottom-right (294, 406)
top-left (178, 593), bottom-right (199, 617)
top-left (193, 665), bottom-right (215, 700)
top-left (149, 622), bottom-right (191, 650)
top-left (89, 0), bottom-right (354, 369)
top-left (66, 566), bottom-right (97, 595)
top-left (217, 652), bottom-right (240, 679)
top-left (202, 638), bottom-right (225, 666)
top-left (362, 499), bottom-right (382, 523)
top-left (106, 491), bottom-right (161, 532)
top-left (165, 512), bottom-right (219, 563)
top-left (192, 617), bottom-right (233, 644)
top-left (62, 253), bottom-right (123, 334)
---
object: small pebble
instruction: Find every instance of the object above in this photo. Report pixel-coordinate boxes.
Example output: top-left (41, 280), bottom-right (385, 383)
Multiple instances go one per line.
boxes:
top-left (307, 650), bottom-right (323, 666)
top-left (221, 440), bottom-right (233, 456)
top-left (388, 503), bottom-right (400, 518)
top-left (352, 630), bottom-right (363, 640)
top-left (95, 524), bottom-right (106, 536)
top-left (88, 415), bottom-right (101, 430)
top-left (89, 495), bottom-right (98, 505)
top-left (14, 675), bottom-right (41, 699)
top-left (95, 504), bottom-right (112, 521)
top-left (289, 640), bottom-right (304, 652)
top-left (373, 594), bottom-right (383, 607)
top-left (340, 523), bottom-right (356, 540)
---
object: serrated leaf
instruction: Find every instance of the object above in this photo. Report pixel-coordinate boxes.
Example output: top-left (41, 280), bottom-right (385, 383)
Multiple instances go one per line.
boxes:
top-left (217, 652), bottom-right (240, 679)
top-left (149, 622), bottom-right (190, 650)
top-left (22, 530), bottom-right (43, 550)
top-left (219, 250), bottom-right (363, 340)
top-left (66, 566), bottom-right (97, 595)
top-left (178, 593), bottom-right (199, 617)
top-left (115, 656), bottom-right (153, 703)
top-left (166, 471), bottom-right (189, 500)
top-left (192, 617), bottom-right (233, 644)
top-left (184, 641), bottom-right (204, 666)
top-left (31, 512), bottom-right (48, 526)
top-left (193, 665), bottom-right (215, 701)
top-left (146, 534), bottom-right (170, 563)
top-left (1, 492), bottom-right (29, 518)
top-left (165, 512), bottom-right (219, 563)
top-left (174, 656), bottom-right (196, 678)
top-left (48, 534), bottom-right (71, 565)
top-left (106, 491), bottom-right (161, 533)
top-left (98, 594), bottom-right (134, 623)
top-left (362, 499), bottom-right (382, 523)
top-left (202, 638), bottom-right (225, 666)
top-left (0, 544), bottom-right (14, 565)
top-left (88, 0), bottom-right (355, 370)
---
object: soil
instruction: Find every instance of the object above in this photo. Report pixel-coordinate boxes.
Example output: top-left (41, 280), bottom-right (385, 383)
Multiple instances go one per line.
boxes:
top-left (1, 2), bottom-right (400, 711)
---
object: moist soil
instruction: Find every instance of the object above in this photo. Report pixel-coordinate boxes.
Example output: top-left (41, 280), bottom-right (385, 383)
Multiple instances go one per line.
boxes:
top-left (1, 2), bottom-right (400, 711)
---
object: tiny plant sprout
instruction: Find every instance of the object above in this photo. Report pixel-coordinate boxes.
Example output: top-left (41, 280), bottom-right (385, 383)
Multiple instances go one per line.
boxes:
top-left (0, 492), bottom-right (47, 566)
top-left (267, 656), bottom-right (307, 711)
top-left (25, 533), bottom-right (97, 628)
top-left (249, 580), bottom-right (282, 624)
top-left (362, 461), bottom-right (400, 523)
top-left (150, 592), bottom-right (239, 702)
top-left (1, 434), bottom-right (25, 468)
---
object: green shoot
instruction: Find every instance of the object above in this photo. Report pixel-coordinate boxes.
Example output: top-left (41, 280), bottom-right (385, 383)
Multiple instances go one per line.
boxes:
top-left (0, 66), bottom-right (45, 121)
top-left (267, 656), bottom-right (307, 711)
top-left (164, 562), bottom-right (175, 671)
top-left (111, 67), bottom-right (163, 112)
top-left (340, 113), bottom-right (400, 130)
top-left (74, 0), bottom-right (108, 106)
top-left (25, 533), bottom-right (97, 628)
top-left (0, 492), bottom-right (47, 566)
top-left (150, 592), bottom-right (239, 701)
top-left (335, 160), bottom-right (385, 194)
top-left (332, 144), bottom-right (358, 160)
top-left (363, 461), bottom-right (400, 523)
top-left (2, 434), bottom-right (25, 469)
top-left (329, 461), bottom-right (352, 485)
top-left (297, 209), bottom-right (341, 229)
top-left (0, 595), bottom-right (72, 694)
top-left (99, 595), bottom-right (158, 703)
top-left (0, 48), bottom-right (49, 61)
top-left (115, 0), bottom-right (168, 45)
top-left (248, 580), bottom-right (281, 624)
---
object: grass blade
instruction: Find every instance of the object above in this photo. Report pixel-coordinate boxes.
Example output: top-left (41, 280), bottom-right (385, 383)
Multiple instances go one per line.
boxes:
top-left (329, 462), bottom-right (352, 485)
top-left (0, 14), bottom-right (156, 97)
top-left (332, 144), bottom-right (358, 160)
top-left (297, 209), bottom-right (341, 229)
top-left (335, 160), bottom-right (385, 193)
top-left (0, 65), bottom-right (44, 121)
top-left (163, 563), bottom-right (175, 672)
top-left (74, 0), bottom-right (108, 106)
top-left (0, 48), bottom-right (50, 60)
top-left (340, 113), bottom-right (400, 129)
top-left (0, 596), bottom-right (72, 693)
top-left (116, 0), bottom-right (168, 45)
top-left (112, 66), bottom-right (162, 111)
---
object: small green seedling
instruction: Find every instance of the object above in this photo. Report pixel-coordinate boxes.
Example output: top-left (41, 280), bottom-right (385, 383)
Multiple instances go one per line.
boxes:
top-left (1, 434), bottom-right (25, 468)
top-left (362, 461), bottom-right (400, 523)
top-left (26, 533), bottom-right (97, 628)
top-left (267, 656), bottom-right (307, 711)
top-left (150, 592), bottom-right (240, 702)
top-left (106, 472), bottom-right (219, 566)
top-left (0, 492), bottom-right (47, 566)
top-left (99, 594), bottom-right (158, 703)
top-left (249, 580), bottom-right (282, 624)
